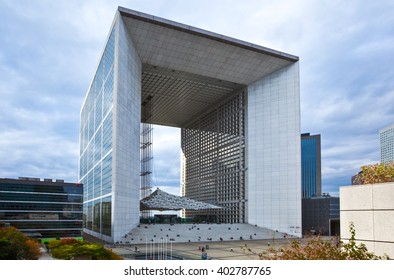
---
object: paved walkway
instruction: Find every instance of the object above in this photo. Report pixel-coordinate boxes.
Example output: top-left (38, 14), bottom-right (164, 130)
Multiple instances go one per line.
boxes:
top-left (107, 223), bottom-right (296, 260)
top-left (38, 244), bottom-right (54, 260)
top-left (110, 238), bottom-right (294, 260)
top-left (38, 224), bottom-right (327, 260)
top-left (118, 223), bottom-right (292, 244)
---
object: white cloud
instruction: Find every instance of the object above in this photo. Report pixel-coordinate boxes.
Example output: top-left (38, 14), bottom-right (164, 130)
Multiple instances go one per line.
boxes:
top-left (0, 0), bottom-right (393, 196)
top-left (0, 129), bottom-right (78, 181)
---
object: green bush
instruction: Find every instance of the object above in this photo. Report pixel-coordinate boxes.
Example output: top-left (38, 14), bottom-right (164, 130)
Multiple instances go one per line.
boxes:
top-left (47, 238), bottom-right (123, 260)
top-left (0, 226), bottom-right (42, 260)
top-left (259, 223), bottom-right (390, 260)
top-left (354, 162), bottom-right (394, 185)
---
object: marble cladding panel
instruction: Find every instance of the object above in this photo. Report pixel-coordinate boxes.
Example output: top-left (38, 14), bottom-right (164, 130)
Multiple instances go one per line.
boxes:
top-left (247, 62), bottom-right (301, 237)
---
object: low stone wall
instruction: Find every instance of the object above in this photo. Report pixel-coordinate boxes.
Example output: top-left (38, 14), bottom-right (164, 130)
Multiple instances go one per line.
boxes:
top-left (340, 182), bottom-right (394, 258)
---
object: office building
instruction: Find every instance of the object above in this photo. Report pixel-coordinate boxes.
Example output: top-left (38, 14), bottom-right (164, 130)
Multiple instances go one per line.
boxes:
top-left (79, 7), bottom-right (301, 242)
top-left (0, 177), bottom-right (83, 240)
top-left (380, 124), bottom-right (394, 163)
top-left (301, 133), bottom-right (322, 198)
top-left (302, 195), bottom-right (339, 236)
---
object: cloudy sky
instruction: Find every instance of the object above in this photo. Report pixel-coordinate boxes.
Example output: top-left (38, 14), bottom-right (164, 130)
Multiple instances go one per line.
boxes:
top-left (0, 0), bottom-right (393, 196)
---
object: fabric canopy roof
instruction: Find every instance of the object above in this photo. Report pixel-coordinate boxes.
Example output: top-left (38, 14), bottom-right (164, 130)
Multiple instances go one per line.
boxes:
top-left (140, 188), bottom-right (222, 211)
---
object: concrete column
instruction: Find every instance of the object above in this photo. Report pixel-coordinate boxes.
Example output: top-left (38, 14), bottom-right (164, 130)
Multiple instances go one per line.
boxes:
top-left (112, 13), bottom-right (142, 242)
top-left (247, 62), bottom-right (302, 237)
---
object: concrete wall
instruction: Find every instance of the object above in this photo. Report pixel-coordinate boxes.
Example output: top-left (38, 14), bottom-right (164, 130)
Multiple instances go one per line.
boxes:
top-left (340, 182), bottom-right (394, 258)
top-left (112, 13), bottom-right (141, 242)
top-left (247, 62), bottom-right (302, 237)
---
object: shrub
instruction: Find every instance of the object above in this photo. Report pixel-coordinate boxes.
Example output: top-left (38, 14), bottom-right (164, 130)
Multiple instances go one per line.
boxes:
top-left (47, 239), bottom-right (123, 260)
top-left (46, 238), bottom-right (80, 250)
top-left (0, 226), bottom-right (42, 260)
top-left (340, 223), bottom-right (383, 260)
top-left (259, 223), bottom-right (389, 260)
top-left (353, 162), bottom-right (394, 185)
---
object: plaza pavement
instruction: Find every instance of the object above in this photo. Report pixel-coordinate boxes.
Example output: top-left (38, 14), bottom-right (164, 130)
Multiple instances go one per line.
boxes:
top-left (110, 238), bottom-right (296, 260)
top-left (40, 223), bottom-right (332, 260)
top-left (118, 223), bottom-right (291, 244)
top-left (87, 223), bottom-right (305, 260)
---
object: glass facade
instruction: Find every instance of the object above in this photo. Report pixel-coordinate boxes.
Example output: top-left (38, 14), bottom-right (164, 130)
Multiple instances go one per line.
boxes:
top-left (0, 178), bottom-right (83, 238)
top-left (301, 134), bottom-right (321, 198)
top-left (79, 28), bottom-right (115, 237)
top-left (380, 124), bottom-right (394, 163)
top-left (329, 198), bottom-right (340, 219)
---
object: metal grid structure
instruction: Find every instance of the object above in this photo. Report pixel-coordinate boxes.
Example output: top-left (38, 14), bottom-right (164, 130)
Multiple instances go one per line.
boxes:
top-left (140, 95), bottom-right (153, 218)
top-left (141, 64), bottom-right (243, 127)
top-left (181, 90), bottom-right (246, 223)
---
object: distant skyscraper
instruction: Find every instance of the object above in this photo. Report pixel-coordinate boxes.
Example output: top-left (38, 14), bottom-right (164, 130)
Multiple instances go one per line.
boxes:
top-left (301, 133), bottom-right (322, 198)
top-left (380, 124), bottom-right (394, 163)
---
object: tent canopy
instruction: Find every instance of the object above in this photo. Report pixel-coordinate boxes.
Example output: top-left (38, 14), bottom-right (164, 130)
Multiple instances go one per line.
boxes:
top-left (140, 188), bottom-right (222, 211)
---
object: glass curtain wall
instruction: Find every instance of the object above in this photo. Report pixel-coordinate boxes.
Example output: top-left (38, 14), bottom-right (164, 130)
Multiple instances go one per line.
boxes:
top-left (0, 181), bottom-right (83, 238)
top-left (301, 137), bottom-right (317, 198)
top-left (79, 28), bottom-right (115, 237)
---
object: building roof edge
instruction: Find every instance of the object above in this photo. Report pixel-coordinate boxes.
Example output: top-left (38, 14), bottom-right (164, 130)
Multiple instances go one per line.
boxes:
top-left (117, 6), bottom-right (299, 62)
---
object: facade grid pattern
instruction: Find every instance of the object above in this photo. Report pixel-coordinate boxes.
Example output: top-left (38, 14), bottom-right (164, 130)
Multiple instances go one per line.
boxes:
top-left (181, 90), bottom-right (246, 223)
top-left (380, 124), bottom-right (394, 163)
top-left (302, 196), bottom-right (339, 236)
top-left (301, 133), bottom-right (322, 198)
top-left (140, 95), bottom-right (154, 218)
top-left (79, 27), bottom-right (115, 238)
top-left (0, 178), bottom-right (83, 239)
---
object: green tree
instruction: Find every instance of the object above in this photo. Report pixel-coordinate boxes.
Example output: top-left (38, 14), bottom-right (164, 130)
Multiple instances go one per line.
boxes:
top-left (0, 226), bottom-right (42, 260)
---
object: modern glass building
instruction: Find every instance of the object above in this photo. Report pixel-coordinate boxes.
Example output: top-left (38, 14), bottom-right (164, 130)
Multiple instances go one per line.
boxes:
top-left (79, 28), bottom-right (116, 240)
top-left (0, 177), bottom-right (83, 239)
top-left (380, 124), bottom-right (394, 163)
top-left (80, 7), bottom-right (302, 242)
top-left (301, 133), bottom-right (322, 198)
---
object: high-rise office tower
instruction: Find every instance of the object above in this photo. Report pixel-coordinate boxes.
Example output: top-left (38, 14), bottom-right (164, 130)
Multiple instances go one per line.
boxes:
top-left (380, 124), bottom-right (394, 163)
top-left (301, 133), bottom-right (322, 198)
